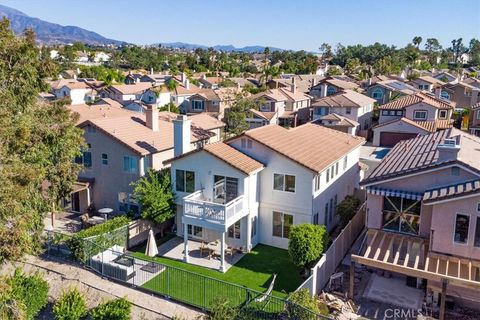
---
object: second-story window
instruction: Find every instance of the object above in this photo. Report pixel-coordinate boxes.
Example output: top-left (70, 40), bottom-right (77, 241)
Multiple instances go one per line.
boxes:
top-left (273, 173), bottom-right (295, 193)
top-left (314, 174), bottom-right (321, 191)
top-left (123, 156), bottom-right (138, 173)
top-left (192, 100), bottom-right (204, 110)
top-left (101, 153), bottom-right (108, 165)
top-left (438, 110), bottom-right (448, 119)
top-left (176, 169), bottom-right (195, 193)
top-left (383, 196), bottom-right (421, 235)
top-left (343, 156), bottom-right (348, 170)
top-left (454, 213), bottom-right (470, 244)
top-left (413, 110), bottom-right (427, 120)
top-left (346, 107), bottom-right (352, 115)
top-left (75, 145), bottom-right (92, 168)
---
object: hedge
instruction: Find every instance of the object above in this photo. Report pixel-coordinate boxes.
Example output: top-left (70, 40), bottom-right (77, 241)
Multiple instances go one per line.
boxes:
top-left (90, 297), bottom-right (131, 320)
top-left (67, 216), bottom-right (130, 263)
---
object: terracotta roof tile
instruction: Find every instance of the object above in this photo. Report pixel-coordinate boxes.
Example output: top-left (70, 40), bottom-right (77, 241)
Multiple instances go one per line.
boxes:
top-left (311, 90), bottom-right (376, 108)
top-left (240, 124), bottom-right (364, 172)
top-left (203, 143), bottom-right (264, 175)
top-left (379, 92), bottom-right (455, 110)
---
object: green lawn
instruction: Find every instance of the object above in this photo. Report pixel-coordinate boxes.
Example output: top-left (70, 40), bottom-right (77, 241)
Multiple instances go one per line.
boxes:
top-left (131, 240), bottom-right (303, 298)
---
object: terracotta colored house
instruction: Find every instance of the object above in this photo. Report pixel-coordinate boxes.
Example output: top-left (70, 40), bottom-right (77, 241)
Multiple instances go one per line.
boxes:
top-left (352, 129), bottom-right (480, 317)
top-left (366, 79), bottom-right (418, 105)
top-left (372, 92), bottom-right (455, 147)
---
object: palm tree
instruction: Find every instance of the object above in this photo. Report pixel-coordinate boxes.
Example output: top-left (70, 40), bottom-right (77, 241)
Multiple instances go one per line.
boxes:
top-left (412, 36), bottom-right (423, 49)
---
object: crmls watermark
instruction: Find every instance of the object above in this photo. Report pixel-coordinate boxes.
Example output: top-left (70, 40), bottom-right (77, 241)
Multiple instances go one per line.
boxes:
top-left (384, 308), bottom-right (432, 319)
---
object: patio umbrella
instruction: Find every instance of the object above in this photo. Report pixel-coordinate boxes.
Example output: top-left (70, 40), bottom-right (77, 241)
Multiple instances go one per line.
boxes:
top-left (145, 228), bottom-right (159, 257)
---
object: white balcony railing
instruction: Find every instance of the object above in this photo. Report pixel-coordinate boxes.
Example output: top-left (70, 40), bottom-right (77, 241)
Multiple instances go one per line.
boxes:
top-left (183, 191), bottom-right (245, 224)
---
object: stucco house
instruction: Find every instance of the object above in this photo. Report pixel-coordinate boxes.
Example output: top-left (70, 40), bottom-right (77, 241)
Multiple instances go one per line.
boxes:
top-left (166, 123), bottom-right (365, 271)
top-left (246, 78), bottom-right (312, 128)
top-left (372, 92), bottom-right (455, 146)
top-left (66, 104), bottom-right (224, 214)
top-left (310, 89), bottom-right (376, 133)
top-left (185, 87), bottom-right (242, 119)
top-left (142, 86), bottom-right (171, 107)
top-left (100, 83), bottom-right (153, 105)
top-left (442, 80), bottom-right (480, 108)
top-left (312, 113), bottom-right (359, 135)
top-left (469, 102), bottom-right (480, 137)
top-left (309, 76), bottom-right (360, 98)
top-left (366, 79), bottom-right (418, 105)
top-left (52, 80), bottom-right (95, 105)
top-left (408, 75), bottom-right (446, 93)
top-left (352, 128), bottom-right (480, 315)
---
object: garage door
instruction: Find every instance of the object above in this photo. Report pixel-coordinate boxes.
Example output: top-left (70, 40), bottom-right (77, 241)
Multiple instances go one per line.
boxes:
top-left (379, 132), bottom-right (418, 147)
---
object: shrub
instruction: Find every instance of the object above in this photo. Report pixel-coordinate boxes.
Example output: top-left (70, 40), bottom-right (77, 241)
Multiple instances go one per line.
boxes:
top-left (53, 287), bottom-right (88, 320)
top-left (336, 195), bottom-right (361, 226)
top-left (288, 224), bottom-right (329, 269)
top-left (286, 289), bottom-right (326, 320)
top-left (4, 268), bottom-right (49, 319)
top-left (91, 297), bottom-right (131, 320)
top-left (67, 216), bottom-right (130, 262)
top-left (209, 297), bottom-right (238, 320)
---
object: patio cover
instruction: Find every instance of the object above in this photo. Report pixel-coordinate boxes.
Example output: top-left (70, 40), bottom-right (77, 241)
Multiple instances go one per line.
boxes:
top-left (352, 229), bottom-right (480, 290)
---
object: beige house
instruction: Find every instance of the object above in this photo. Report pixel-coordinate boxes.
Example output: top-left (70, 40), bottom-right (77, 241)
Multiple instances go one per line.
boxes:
top-left (442, 80), bottom-right (480, 108)
top-left (373, 92), bottom-right (455, 147)
top-left (185, 88), bottom-right (242, 119)
top-left (408, 75), bottom-right (446, 92)
top-left (309, 76), bottom-right (361, 98)
top-left (470, 102), bottom-right (480, 137)
top-left (66, 104), bottom-right (224, 214)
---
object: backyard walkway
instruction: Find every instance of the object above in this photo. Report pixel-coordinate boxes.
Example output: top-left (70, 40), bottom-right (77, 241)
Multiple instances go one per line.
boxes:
top-left (2, 255), bottom-right (203, 320)
top-left (159, 236), bottom-right (245, 272)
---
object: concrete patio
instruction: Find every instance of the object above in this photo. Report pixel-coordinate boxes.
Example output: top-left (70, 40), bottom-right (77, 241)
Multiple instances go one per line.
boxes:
top-left (158, 236), bottom-right (245, 272)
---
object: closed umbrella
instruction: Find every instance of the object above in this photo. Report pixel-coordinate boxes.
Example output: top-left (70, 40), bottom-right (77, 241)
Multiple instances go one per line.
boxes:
top-left (145, 229), bottom-right (158, 257)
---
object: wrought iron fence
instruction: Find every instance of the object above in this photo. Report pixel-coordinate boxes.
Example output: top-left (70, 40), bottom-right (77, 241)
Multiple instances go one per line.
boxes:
top-left (45, 230), bottom-right (330, 319)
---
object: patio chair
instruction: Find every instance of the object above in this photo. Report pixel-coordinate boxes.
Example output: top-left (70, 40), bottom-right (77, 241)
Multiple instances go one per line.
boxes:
top-left (225, 246), bottom-right (234, 257)
top-left (200, 241), bottom-right (208, 257)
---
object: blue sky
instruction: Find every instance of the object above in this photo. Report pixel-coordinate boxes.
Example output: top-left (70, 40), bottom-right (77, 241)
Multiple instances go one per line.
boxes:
top-left (1, 0), bottom-right (479, 51)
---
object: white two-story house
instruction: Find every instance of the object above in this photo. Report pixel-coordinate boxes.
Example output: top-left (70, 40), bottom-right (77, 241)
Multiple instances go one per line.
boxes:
top-left (166, 123), bottom-right (365, 271)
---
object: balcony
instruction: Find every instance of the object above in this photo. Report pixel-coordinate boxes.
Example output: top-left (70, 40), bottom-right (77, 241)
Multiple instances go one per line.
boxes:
top-left (183, 191), bottom-right (246, 231)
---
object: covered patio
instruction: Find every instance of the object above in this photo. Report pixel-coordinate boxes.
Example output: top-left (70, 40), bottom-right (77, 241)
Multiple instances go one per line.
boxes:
top-left (158, 236), bottom-right (245, 272)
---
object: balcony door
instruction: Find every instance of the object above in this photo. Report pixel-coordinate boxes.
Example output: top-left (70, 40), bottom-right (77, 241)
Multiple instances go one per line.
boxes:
top-left (213, 175), bottom-right (238, 204)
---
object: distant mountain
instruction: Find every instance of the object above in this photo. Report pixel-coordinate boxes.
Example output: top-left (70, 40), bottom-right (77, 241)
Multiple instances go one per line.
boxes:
top-left (155, 42), bottom-right (285, 53)
top-left (0, 4), bottom-right (124, 45)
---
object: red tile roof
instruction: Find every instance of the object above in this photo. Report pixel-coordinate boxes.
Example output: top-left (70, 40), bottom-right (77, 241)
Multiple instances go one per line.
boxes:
top-left (379, 92), bottom-right (455, 110)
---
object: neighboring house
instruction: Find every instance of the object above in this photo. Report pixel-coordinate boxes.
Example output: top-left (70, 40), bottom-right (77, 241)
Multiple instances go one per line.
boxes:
top-left (166, 123), bottom-right (365, 271)
top-left (366, 79), bottom-right (419, 105)
top-left (92, 98), bottom-right (123, 109)
top-left (267, 74), bottom-right (324, 94)
top-left (171, 77), bottom-right (202, 111)
top-left (185, 87), bottom-right (242, 119)
top-left (469, 102), bottom-right (480, 136)
top-left (310, 89), bottom-right (376, 132)
top-left (432, 71), bottom-right (457, 84)
top-left (142, 87), bottom-right (171, 107)
top-left (309, 76), bottom-right (360, 98)
top-left (198, 75), bottom-right (223, 89)
top-left (53, 81), bottom-right (94, 105)
top-left (312, 113), bottom-right (359, 135)
top-left (247, 78), bottom-right (312, 128)
top-left (140, 73), bottom-right (171, 85)
top-left (66, 104), bottom-right (225, 214)
top-left (352, 129), bottom-right (480, 315)
top-left (442, 81), bottom-right (480, 108)
top-left (408, 75), bottom-right (446, 92)
top-left (100, 83), bottom-right (153, 105)
top-left (93, 52), bottom-right (110, 63)
top-left (124, 73), bottom-right (143, 84)
top-left (372, 92), bottom-right (455, 146)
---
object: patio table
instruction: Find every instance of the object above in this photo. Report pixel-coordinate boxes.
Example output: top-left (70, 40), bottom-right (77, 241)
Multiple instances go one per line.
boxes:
top-left (208, 242), bottom-right (220, 259)
top-left (88, 216), bottom-right (105, 225)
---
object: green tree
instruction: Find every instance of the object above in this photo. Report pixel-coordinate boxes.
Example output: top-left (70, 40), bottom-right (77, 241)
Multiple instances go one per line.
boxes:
top-left (91, 297), bottom-right (131, 320)
top-left (336, 195), bottom-right (361, 226)
top-left (224, 94), bottom-right (263, 136)
top-left (286, 288), bottom-right (328, 319)
top-left (0, 18), bottom-right (84, 262)
top-left (468, 38), bottom-right (480, 66)
top-left (319, 43), bottom-right (333, 61)
top-left (53, 287), bottom-right (88, 320)
top-left (345, 58), bottom-right (360, 76)
top-left (132, 169), bottom-right (175, 236)
top-left (425, 38), bottom-right (442, 65)
top-left (288, 224), bottom-right (329, 270)
top-left (412, 36), bottom-right (423, 48)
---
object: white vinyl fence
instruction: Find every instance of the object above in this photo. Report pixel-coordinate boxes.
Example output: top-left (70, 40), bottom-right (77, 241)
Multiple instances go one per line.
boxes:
top-left (302, 203), bottom-right (366, 296)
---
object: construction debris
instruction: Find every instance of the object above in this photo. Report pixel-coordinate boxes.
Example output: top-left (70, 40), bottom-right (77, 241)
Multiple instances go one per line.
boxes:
top-left (319, 291), bottom-right (361, 319)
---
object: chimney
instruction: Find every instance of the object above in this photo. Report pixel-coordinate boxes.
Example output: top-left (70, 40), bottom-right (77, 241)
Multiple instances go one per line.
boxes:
top-left (173, 115), bottom-right (191, 157)
top-left (321, 83), bottom-right (328, 97)
top-left (434, 87), bottom-right (442, 98)
top-left (150, 67), bottom-right (154, 75)
top-left (437, 136), bottom-right (460, 162)
top-left (181, 72), bottom-right (186, 85)
top-left (145, 105), bottom-right (159, 132)
top-left (368, 77), bottom-right (372, 86)
top-left (311, 78), bottom-right (317, 87)
top-left (291, 77), bottom-right (296, 93)
top-left (185, 79), bottom-right (190, 90)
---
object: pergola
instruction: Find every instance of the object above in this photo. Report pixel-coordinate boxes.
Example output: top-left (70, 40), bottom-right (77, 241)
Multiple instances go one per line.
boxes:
top-left (351, 229), bottom-right (480, 320)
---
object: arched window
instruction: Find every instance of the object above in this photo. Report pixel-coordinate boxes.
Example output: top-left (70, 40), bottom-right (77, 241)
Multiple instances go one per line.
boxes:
top-left (326, 86), bottom-right (337, 96)
top-left (440, 91), bottom-right (450, 100)
top-left (372, 88), bottom-right (384, 99)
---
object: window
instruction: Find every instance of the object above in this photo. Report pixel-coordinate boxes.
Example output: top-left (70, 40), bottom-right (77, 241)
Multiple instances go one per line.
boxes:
top-left (465, 89), bottom-right (472, 97)
top-left (316, 107), bottom-right (328, 116)
top-left (314, 174), bottom-right (321, 191)
top-left (228, 220), bottom-right (241, 239)
top-left (326, 86), bottom-right (337, 96)
top-left (382, 196), bottom-right (421, 235)
top-left (372, 88), bottom-right (384, 99)
top-left (187, 225), bottom-right (203, 238)
top-left (381, 110), bottom-right (389, 116)
top-left (413, 110), bottom-right (427, 120)
top-left (438, 110), bottom-right (448, 119)
top-left (451, 167), bottom-right (460, 176)
top-left (143, 156), bottom-right (151, 172)
top-left (101, 153), bottom-right (108, 165)
top-left (418, 84), bottom-right (429, 90)
top-left (192, 100), bottom-right (204, 110)
top-left (272, 211), bottom-right (293, 238)
top-left (395, 110), bottom-right (404, 116)
top-left (123, 156), bottom-right (138, 173)
top-left (477, 110), bottom-right (480, 120)
top-left (346, 107), bottom-right (352, 115)
top-left (475, 217), bottom-right (480, 247)
top-left (335, 162), bottom-right (339, 175)
top-left (214, 175), bottom-right (238, 203)
top-left (251, 216), bottom-right (257, 239)
top-left (389, 110), bottom-right (396, 116)
top-left (326, 168), bottom-right (330, 183)
top-left (343, 156), bottom-right (348, 170)
top-left (241, 138), bottom-right (252, 149)
top-left (273, 174), bottom-right (295, 192)
top-left (175, 170), bottom-right (195, 193)
top-left (454, 214), bottom-right (470, 244)
top-left (440, 91), bottom-right (450, 100)
top-left (75, 150), bottom-right (92, 168)
top-left (313, 213), bottom-right (319, 225)
top-left (260, 102), bottom-right (272, 112)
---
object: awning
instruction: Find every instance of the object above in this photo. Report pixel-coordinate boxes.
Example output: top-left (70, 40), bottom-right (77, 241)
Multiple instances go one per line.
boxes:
top-left (72, 181), bottom-right (89, 193)
top-left (366, 186), bottom-right (423, 200)
top-left (352, 230), bottom-right (480, 290)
